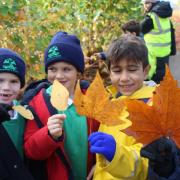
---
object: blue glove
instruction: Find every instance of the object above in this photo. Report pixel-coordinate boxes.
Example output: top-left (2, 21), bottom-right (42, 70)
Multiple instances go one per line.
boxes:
top-left (88, 132), bottom-right (116, 162)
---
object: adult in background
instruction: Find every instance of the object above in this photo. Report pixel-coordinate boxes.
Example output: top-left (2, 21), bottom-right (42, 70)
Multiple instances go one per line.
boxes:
top-left (141, 0), bottom-right (176, 83)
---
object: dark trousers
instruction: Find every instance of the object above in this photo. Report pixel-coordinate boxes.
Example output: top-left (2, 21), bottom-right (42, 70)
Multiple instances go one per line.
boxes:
top-left (151, 55), bottom-right (169, 84)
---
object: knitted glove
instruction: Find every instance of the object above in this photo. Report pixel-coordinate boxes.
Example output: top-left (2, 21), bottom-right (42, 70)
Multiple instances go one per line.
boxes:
top-left (141, 137), bottom-right (176, 178)
top-left (88, 132), bottom-right (116, 162)
top-left (0, 103), bottom-right (12, 123)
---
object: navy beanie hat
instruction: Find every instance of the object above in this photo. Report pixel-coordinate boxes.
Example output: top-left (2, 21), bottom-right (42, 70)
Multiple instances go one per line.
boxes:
top-left (0, 48), bottom-right (26, 88)
top-left (44, 31), bottom-right (84, 73)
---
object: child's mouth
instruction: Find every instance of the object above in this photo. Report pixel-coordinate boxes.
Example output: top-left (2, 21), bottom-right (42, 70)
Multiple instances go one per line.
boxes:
top-left (120, 84), bottom-right (134, 91)
top-left (0, 93), bottom-right (12, 97)
top-left (120, 84), bottom-right (133, 88)
top-left (60, 81), bottom-right (67, 85)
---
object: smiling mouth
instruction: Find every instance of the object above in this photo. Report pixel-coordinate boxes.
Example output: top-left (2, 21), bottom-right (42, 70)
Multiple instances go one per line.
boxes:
top-left (0, 93), bottom-right (13, 97)
top-left (120, 84), bottom-right (133, 88)
top-left (59, 81), bottom-right (67, 85)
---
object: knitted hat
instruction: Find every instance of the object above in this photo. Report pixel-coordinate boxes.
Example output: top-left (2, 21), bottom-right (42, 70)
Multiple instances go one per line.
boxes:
top-left (44, 31), bottom-right (84, 73)
top-left (141, 0), bottom-right (160, 3)
top-left (0, 48), bottom-right (26, 88)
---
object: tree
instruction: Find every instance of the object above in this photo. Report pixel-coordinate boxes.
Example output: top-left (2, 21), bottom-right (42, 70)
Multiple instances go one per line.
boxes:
top-left (0, 0), bottom-right (142, 81)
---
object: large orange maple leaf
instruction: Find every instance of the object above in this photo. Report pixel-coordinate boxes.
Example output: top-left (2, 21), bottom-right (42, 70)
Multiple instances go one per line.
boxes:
top-left (74, 71), bottom-right (127, 126)
top-left (123, 66), bottom-right (180, 147)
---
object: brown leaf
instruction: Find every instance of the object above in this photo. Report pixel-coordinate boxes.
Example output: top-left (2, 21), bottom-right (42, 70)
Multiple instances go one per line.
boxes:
top-left (123, 66), bottom-right (180, 147)
top-left (74, 71), bottom-right (126, 126)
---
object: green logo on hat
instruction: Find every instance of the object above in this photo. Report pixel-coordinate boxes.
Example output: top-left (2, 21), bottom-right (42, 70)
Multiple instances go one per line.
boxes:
top-left (2, 58), bottom-right (17, 72)
top-left (47, 46), bottom-right (61, 60)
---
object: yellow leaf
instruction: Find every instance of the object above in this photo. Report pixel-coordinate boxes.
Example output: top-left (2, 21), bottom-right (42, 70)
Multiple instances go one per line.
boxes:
top-left (50, 80), bottom-right (69, 111)
top-left (74, 71), bottom-right (126, 126)
top-left (13, 105), bottom-right (34, 120)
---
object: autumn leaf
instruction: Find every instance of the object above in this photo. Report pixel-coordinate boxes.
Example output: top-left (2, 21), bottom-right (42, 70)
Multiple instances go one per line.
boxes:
top-left (123, 66), bottom-right (180, 147)
top-left (13, 105), bottom-right (34, 120)
top-left (50, 80), bottom-right (69, 111)
top-left (74, 71), bottom-right (127, 126)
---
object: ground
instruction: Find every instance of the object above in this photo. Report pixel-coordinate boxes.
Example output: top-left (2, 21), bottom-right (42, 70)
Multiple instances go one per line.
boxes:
top-left (170, 51), bottom-right (180, 85)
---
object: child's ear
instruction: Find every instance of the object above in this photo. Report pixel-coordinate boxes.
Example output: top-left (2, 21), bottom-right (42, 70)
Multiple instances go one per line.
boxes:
top-left (143, 65), bottom-right (150, 80)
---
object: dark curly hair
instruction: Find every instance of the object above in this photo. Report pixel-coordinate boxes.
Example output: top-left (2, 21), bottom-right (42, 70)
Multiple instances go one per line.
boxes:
top-left (121, 20), bottom-right (140, 36)
top-left (107, 34), bottom-right (149, 69)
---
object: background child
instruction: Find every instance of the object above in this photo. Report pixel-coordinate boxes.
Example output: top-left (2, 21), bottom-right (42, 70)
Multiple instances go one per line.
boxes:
top-left (121, 19), bottom-right (140, 36)
top-left (91, 19), bottom-right (141, 62)
top-left (24, 32), bottom-right (99, 180)
top-left (89, 35), bottom-right (180, 179)
top-left (0, 48), bottom-right (34, 179)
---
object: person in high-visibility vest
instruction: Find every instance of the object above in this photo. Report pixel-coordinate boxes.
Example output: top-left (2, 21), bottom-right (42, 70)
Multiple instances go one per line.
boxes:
top-left (141, 0), bottom-right (176, 83)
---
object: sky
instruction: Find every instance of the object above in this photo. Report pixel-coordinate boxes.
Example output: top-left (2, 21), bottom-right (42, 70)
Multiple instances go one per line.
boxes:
top-left (163, 0), bottom-right (180, 9)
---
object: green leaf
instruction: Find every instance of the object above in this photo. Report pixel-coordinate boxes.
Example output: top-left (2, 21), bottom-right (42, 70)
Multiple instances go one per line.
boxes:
top-left (93, 10), bottom-right (102, 22)
top-left (11, 34), bottom-right (23, 48)
top-left (0, 6), bottom-right (9, 16)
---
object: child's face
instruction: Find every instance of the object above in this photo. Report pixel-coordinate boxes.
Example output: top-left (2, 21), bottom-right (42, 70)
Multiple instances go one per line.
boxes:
top-left (143, 2), bottom-right (152, 12)
top-left (110, 59), bottom-right (149, 96)
top-left (0, 73), bottom-right (21, 104)
top-left (124, 31), bottom-right (136, 36)
top-left (47, 61), bottom-right (79, 97)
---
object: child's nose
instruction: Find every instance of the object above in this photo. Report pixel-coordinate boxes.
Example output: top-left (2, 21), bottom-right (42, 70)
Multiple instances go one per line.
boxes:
top-left (120, 71), bottom-right (129, 81)
top-left (2, 82), bottom-right (11, 90)
top-left (55, 71), bottom-right (64, 79)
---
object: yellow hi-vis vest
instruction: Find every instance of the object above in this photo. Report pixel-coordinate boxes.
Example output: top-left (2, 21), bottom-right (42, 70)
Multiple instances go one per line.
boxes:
top-left (144, 12), bottom-right (171, 58)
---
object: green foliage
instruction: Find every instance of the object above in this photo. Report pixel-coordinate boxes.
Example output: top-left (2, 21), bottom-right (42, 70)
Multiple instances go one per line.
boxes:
top-left (0, 0), bottom-right (142, 80)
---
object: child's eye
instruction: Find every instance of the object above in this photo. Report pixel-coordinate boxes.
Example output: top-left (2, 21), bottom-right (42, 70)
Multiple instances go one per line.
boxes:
top-left (48, 67), bottom-right (56, 72)
top-left (111, 68), bottom-right (121, 73)
top-left (128, 69), bottom-right (137, 72)
top-left (113, 70), bottom-right (121, 73)
top-left (63, 67), bottom-right (71, 72)
top-left (11, 80), bottom-right (19, 84)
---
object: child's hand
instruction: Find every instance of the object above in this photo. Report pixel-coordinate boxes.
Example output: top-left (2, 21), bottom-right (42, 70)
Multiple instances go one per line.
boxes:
top-left (87, 165), bottom-right (95, 180)
top-left (47, 114), bottom-right (66, 140)
top-left (88, 132), bottom-right (116, 162)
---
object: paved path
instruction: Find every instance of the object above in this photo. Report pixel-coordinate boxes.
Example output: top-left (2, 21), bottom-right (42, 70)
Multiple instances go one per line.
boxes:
top-left (169, 51), bottom-right (180, 85)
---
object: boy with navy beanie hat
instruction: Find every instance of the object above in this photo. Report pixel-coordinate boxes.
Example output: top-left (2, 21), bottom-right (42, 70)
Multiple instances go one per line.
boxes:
top-left (44, 31), bottom-right (84, 73)
top-left (0, 48), bottom-right (26, 88)
top-left (24, 31), bottom-right (99, 180)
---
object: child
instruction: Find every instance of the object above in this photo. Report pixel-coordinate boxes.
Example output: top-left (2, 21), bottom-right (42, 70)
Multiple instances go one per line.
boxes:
top-left (89, 35), bottom-right (180, 179)
top-left (0, 48), bottom-right (34, 179)
top-left (121, 19), bottom-right (140, 36)
top-left (89, 35), bottom-right (151, 180)
top-left (24, 32), bottom-right (99, 180)
top-left (91, 20), bottom-right (141, 63)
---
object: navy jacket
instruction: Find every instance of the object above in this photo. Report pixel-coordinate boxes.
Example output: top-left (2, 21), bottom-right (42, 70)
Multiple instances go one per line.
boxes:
top-left (0, 124), bottom-right (34, 180)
